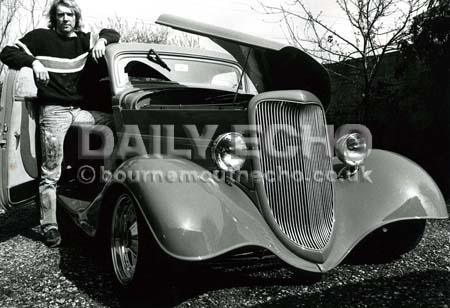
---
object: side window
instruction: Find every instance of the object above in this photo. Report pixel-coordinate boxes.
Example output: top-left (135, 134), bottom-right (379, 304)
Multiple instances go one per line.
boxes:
top-left (211, 72), bottom-right (239, 89)
top-left (14, 67), bottom-right (37, 98)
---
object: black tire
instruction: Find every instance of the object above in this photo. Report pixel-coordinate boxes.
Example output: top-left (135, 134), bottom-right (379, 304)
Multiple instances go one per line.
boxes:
top-left (346, 220), bottom-right (426, 264)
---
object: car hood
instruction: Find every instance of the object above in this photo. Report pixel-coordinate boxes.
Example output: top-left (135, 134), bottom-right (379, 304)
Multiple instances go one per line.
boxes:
top-left (156, 14), bottom-right (330, 106)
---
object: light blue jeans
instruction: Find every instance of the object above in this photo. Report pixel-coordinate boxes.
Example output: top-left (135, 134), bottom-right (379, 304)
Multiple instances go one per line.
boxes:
top-left (39, 105), bottom-right (112, 232)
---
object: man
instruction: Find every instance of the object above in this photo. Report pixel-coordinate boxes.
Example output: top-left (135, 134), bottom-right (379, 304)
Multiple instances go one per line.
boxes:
top-left (0, 0), bottom-right (120, 247)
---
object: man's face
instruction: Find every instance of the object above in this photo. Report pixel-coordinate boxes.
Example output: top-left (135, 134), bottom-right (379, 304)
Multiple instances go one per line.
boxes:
top-left (55, 5), bottom-right (76, 36)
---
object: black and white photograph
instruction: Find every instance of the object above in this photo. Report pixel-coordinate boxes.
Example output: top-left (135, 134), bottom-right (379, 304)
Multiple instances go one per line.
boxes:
top-left (0, 0), bottom-right (449, 307)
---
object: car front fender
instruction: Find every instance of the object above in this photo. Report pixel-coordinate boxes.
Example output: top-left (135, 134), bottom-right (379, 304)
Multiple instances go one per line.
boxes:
top-left (105, 155), bottom-right (321, 272)
top-left (320, 149), bottom-right (448, 271)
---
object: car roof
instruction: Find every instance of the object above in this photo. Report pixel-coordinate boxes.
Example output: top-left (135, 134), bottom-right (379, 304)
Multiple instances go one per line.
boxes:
top-left (105, 42), bottom-right (238, 63)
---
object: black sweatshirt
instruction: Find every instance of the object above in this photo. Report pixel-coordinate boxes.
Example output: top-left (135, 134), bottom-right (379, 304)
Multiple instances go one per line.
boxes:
top-left (0, 28), bottom-right (120, 105)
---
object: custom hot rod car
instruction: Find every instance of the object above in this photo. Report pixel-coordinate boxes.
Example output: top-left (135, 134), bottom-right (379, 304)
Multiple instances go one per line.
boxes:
top-left (0, 14), bottom-right (448, 288)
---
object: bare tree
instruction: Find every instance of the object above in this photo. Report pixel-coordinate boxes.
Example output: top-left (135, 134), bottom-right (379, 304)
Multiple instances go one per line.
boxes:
top-left (93, 16), bottom-right (201, 48)
top-left (260, 0), bottom-right (428, 119)
top-left (1, 0), bottom-right (49, 81)
top-left (94, 16), bottom-right (169, 44)
top-left (19, 0), bottom-right (49, 33)
top-left (168, 31), bottom-right (200, 49)
top-left (0, 0), bottom-right (21, 78)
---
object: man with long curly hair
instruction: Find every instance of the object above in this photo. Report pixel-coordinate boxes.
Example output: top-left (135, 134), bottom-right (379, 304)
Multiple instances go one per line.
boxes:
top-left (0, 0), bottom-right (120, 247)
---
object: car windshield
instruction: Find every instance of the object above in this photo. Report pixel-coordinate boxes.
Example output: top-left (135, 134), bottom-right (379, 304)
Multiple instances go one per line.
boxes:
top-left (116, 54), bottom-right (255, 93)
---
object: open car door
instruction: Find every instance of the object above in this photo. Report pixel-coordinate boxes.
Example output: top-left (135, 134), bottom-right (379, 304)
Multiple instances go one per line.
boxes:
top-left (0, 68), bottom-right (39, 211)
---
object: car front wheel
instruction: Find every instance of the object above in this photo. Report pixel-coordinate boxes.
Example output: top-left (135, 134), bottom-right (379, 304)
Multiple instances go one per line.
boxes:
top-left (110, 192), bottom-right (166, 289)
top-left (111, 193), bottom-right (141, 285)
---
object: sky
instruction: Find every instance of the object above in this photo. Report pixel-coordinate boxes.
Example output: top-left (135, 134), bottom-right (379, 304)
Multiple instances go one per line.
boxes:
top-left (2, 0), bottom-right (357, 53)
top-left (4, 0), bottom-right (423, 55)
top-left (75, 0), bottom-right (346, 45)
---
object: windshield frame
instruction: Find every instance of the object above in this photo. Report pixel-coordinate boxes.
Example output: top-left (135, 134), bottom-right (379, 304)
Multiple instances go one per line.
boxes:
top-left (111, 50), bottom-right (255, 95)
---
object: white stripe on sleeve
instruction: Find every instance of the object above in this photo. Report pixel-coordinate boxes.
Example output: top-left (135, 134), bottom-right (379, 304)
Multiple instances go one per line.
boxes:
top-left (15, 40), bottom-right (34, 56)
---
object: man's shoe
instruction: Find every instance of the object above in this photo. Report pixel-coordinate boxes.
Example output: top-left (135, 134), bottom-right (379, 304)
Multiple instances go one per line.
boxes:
top-left (44, 229), bottom-right (62, 248)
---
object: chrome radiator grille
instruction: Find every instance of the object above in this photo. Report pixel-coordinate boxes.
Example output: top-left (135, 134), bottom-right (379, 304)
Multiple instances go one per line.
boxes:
top-left (254, 100), bottom-right (334, 250)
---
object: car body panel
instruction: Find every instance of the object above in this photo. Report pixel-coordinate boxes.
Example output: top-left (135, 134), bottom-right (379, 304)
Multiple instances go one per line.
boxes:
top-left (80, 148), bottom-right (446, 272)
top-left (321, 149), bottom-right (447, 270)
top-left (83, 156), bottom-right (322, 272)
top-left (0, 68), bottom-right (39, 210)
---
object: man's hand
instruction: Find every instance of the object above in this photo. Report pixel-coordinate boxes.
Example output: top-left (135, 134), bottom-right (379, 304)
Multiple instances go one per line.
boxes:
top-left (32, 60), bottom-right (49, 85)
top-left (92, 38), bottom-right (107, 63)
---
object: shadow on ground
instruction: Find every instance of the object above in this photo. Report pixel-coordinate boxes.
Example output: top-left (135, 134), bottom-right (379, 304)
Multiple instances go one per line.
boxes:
top-left (58, 244), bottom-right (450, 308)
top-left (250, 270), bottom-right (450, 307)
top-left (57, 225), bottom-right (450, 308)
top-left (58, 239), bottom-right (310, 307)
top-left (55, 210), bottom-right (450, 308)
top-left (0, 204), bottom-right (41, 243)
top-left (1, 205), bottom-right (449, 307)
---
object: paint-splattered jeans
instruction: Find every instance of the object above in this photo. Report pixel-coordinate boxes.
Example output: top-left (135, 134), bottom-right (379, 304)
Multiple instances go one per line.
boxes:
top-left (39, 105), bottom-right (112, 232)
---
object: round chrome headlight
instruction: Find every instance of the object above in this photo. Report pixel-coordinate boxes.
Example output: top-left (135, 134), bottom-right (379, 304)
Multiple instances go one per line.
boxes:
top-left (335, 133), bottom-right (368, 166)
top-left (212, 132), bottom-right (247, 172)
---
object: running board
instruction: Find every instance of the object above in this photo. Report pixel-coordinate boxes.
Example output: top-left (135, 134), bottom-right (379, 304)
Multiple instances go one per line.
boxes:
top-left (58, 194), bottom-right (91, 215)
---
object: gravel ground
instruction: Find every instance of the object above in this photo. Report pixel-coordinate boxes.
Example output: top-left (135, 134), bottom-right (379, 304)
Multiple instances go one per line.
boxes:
top-left (0, 203), bottom-right (448, 308)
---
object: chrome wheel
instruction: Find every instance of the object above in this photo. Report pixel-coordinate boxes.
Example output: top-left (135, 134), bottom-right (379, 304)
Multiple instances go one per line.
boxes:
top-left (111, 193), bottom-right (139, 285)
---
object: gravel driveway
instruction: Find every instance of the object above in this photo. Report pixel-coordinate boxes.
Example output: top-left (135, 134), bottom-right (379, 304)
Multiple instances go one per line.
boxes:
top-left (0, 203), bottom-right (448, 308)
